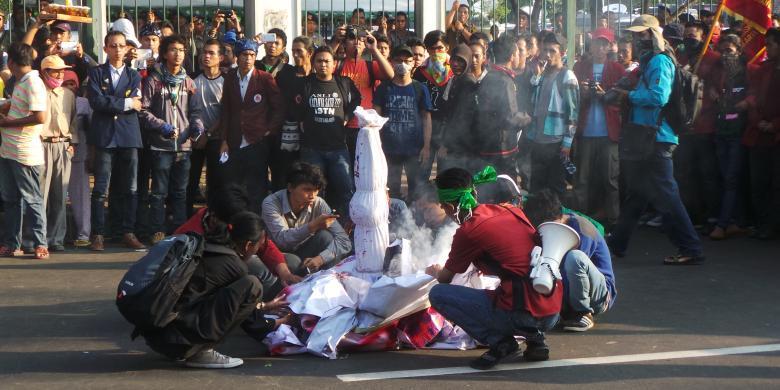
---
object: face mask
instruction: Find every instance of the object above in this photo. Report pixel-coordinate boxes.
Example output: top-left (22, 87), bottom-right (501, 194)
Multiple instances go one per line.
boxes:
top-left (683, 38), bottom-right (702, 51)
top-left (393, 62), bottom-right (411, 76)
top-left (43, 74), bottom-right (64, 89)
top-left (430, 52), bottom-right (448, 73)
top-left (635, 39), bottom-right (653, 55)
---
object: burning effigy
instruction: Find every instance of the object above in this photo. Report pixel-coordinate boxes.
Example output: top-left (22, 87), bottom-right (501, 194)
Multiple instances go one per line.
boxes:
top-left (263, 107), bottom-right (498, 358)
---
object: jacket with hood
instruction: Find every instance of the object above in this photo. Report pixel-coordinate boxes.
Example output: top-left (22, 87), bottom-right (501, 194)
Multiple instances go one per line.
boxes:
top-left (441, 44), bottom-right (479, 156)
top-left (476, 64), bottom-right (532, 155)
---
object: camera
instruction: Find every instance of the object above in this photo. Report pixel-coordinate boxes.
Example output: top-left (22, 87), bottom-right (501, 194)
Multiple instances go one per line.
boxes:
top-left (218, 10), bottom-right (233, 18)
top-left (346, 25), bottom-right (368, 41)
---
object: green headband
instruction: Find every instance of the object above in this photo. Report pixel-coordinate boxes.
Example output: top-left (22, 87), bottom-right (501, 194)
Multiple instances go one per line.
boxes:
top-left (437, 166), bottom-right (497, 211)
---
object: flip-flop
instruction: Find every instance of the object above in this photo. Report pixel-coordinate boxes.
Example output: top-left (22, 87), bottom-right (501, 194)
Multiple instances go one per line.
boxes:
top-left (663, 254), bottom-right (705, 265)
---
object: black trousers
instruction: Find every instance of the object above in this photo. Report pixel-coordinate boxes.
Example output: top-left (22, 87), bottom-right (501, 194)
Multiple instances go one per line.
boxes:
top-left (673, 133), bottom-right (720, 224)
top-left (529, 141), bottom-right (567, 197)
top-left (144, 275), bottom-right (262, 360)
top-left (186, 139), bottom-right (222, 217)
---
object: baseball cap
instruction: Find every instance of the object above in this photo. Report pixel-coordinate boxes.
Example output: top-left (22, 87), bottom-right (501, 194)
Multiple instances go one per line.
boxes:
top-left (41, 55), bottom-right (72, 71)
top-left (391, 45), bottom-right (413, 58)
top-left (51, 21), bottom-right (72, 32)
top-left (592, 27), bottom-right (615, 43)
top-left (625, 14), bottom-right (661, 32)
top-left (662, 23), bottom-right (685, 43)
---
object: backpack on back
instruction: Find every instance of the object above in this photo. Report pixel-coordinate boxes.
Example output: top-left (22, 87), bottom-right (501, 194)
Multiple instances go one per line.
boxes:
top-left (660, 53), bottom-right (704, 133)
top-left (116, 233), bottom-right (204, 338)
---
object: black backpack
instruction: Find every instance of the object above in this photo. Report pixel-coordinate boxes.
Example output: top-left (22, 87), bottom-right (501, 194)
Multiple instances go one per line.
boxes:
top-left (116, 233), bottom-right (205, 338)
top-left (657, 52), bottom-right (704, 133)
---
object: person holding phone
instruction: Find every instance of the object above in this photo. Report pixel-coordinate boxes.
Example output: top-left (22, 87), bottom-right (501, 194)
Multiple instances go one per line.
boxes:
top-left (261, 162), bottom-right (352, 275)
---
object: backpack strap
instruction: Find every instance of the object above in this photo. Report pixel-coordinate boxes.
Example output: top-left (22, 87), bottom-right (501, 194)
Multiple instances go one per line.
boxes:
top-left (411, 80), bottom-right (425, 110)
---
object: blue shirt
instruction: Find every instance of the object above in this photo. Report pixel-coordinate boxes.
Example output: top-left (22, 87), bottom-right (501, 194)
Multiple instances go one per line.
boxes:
top-left (564, 213), bottom-right (617, 308)
top-left (629, 52), bottom-right (678, 144)
top-left (374, 81), bottom-right (432, 156)
top-left (583, 63), bottom-right (608, 137)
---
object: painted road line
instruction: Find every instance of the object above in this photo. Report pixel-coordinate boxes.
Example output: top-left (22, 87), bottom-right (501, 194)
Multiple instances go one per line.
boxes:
top-left (337, 343), bottom-right (780, 382)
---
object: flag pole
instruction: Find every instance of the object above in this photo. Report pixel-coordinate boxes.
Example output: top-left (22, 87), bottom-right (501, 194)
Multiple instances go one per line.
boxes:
top-left (693, 2), bottom-right (724, 73)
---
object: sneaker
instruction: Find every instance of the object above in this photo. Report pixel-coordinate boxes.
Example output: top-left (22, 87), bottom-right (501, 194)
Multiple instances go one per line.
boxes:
top-left (123, 233), bottom-right (147, 250)
top-left (0, 246), bottom-right (24, 257)
top-left (184, 349), bottom-right (243, 369)
top-left (469, 336), bottom-right (519, 370)
top-left (523, 340), bottom-right (550, 361)
top-left (90, 235), bottom-right (105, 251)
top-left (562, 312), bottom-right (595, 332)
top-left (150, 232), bottom-right (166, 245)
top-left (645, 215), bottom-right (663, 227)
top-left (73, 239), bottom-right (91, 248)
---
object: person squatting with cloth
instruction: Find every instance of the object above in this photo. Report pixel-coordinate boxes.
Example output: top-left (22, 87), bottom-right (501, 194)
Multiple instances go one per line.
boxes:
top-left (426, 166), bottom-right (560, 370)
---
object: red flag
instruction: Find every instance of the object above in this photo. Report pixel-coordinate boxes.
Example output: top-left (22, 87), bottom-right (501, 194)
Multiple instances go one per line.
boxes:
top-left (721, 0), bottom-right (773, 63)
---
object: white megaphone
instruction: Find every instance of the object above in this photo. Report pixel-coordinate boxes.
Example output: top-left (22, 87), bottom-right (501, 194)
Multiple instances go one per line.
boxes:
top-left (529, 222), bottom-right (581, 294)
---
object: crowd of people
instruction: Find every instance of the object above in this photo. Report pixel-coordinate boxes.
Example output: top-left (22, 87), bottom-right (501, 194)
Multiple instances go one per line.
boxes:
top-left (0, 0), bottom-right (778, 370)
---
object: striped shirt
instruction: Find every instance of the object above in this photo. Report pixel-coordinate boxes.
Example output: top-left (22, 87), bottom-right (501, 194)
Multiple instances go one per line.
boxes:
top-left (0, 70), bottom-right (47, 165)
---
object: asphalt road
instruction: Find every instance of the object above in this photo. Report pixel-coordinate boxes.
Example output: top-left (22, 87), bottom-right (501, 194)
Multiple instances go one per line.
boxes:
top-left (1, 228), bottom-right (779, 389)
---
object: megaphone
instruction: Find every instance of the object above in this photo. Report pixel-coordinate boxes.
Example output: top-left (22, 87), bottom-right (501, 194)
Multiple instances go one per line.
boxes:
top-left (529, 222), bottom-right (581, 295)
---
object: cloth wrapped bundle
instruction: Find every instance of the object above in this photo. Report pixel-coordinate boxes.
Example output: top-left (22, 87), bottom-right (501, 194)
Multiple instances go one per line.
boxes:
top-left (350, 107), bottom-right (391, 273)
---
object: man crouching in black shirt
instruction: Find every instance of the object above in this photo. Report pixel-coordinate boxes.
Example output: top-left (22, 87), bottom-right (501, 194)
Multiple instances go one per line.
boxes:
top-left (144, 211), bottom-right (267, 368)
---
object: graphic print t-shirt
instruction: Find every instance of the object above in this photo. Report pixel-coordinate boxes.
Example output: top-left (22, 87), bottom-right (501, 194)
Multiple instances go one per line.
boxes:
top-left (301, 78), bottom-right (348, 150)
top-left (374, 81), bottom-right (432, 156)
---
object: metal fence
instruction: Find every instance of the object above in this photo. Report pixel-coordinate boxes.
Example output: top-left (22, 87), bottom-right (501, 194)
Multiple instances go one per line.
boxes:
top-left (302, 0), bottom-right (416, 39)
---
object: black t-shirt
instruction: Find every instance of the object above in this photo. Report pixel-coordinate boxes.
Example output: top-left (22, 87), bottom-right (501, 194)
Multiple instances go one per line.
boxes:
top-left (413, 69), bottom-right (447, 120)
top-left (299, 76), bottom-right (355, 151)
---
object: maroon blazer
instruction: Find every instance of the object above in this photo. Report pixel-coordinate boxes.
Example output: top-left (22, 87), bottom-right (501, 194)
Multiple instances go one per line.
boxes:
top-left (572, 58), bottom-right (625, 142)
top-left (220, 68), bottom-right (285, 149)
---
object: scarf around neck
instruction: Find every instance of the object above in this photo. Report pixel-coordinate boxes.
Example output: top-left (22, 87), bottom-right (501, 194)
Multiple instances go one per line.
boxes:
top-left (155, 63), bottom-right (187, 103)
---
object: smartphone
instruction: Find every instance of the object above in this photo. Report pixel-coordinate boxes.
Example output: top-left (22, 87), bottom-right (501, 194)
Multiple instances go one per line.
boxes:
top-left (261, 33), bottom-right (277, 43)
top-left (60, 41), bottom-right (77, 52)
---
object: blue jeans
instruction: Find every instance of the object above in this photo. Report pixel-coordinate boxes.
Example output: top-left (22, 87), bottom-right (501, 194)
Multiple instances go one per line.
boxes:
top-left (228, 141), bottom-right (269, 215)
top-left (301, 147), bottom-right (354, 216)
top-left (149, 151), bottom-right (191, 234)
top-left (0, 158), bottom-right (47, 248)
top-left (714, 137), bottom-right (744, 228)
top-left (561, 250), bottom-right (609, 315)
top-left (91, 147), bottom-right (139, 236)
top-left (429, 284), bottom-right (559, 347)
top-left (610, 143), bottom-right (703, 257)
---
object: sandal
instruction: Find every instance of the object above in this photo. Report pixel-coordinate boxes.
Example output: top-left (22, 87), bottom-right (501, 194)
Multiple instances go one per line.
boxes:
top-left (0, 246), bottom-right (24, 257)
top-left (663, 254), bottom-right (705, 265)
top-left (34, 246), bottom-right (50, 260)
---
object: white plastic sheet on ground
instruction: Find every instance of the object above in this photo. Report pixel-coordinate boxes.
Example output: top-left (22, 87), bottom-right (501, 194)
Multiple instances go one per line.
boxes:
top-left (287, 272), bottom-right (357, 319)
top-left (306, 307), bottom-right (359, 359)
top-left (360, 274), bottom-right (436, 318)
top-left (350, 107), bottom-right (390, 274)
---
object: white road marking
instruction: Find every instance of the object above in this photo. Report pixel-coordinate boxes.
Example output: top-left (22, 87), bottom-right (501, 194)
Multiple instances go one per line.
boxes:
top-left (337, 343), bottom-right (780, 382)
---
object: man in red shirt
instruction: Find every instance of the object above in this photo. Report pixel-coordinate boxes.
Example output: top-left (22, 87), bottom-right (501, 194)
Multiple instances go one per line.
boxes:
top-left (426, 167), bottom-right (561, 370)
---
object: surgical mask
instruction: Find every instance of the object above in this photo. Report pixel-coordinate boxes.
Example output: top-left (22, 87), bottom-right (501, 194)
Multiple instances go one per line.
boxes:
top-left (43, 75), bottom-right (64, 89)
top-left (393, 62), bottom-right (411, 76)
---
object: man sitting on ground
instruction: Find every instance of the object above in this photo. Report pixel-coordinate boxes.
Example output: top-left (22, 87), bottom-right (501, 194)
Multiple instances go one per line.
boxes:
top-left (523, 189), bottom-right (617, 332)
top-left (262, 162), bottom-right (352, 275)
top-left (426, 167), bottom-right (561, 369)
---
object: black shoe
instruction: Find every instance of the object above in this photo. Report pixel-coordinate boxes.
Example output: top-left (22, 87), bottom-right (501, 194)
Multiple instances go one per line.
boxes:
top-left (663, 254), bottom-right (706, 265)
top-left (469, 337), bottom-right (519, 370)
top-left (49, 244), bottom-right (66, 252)
top-left (523, 340), bottom-right (550, 362)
